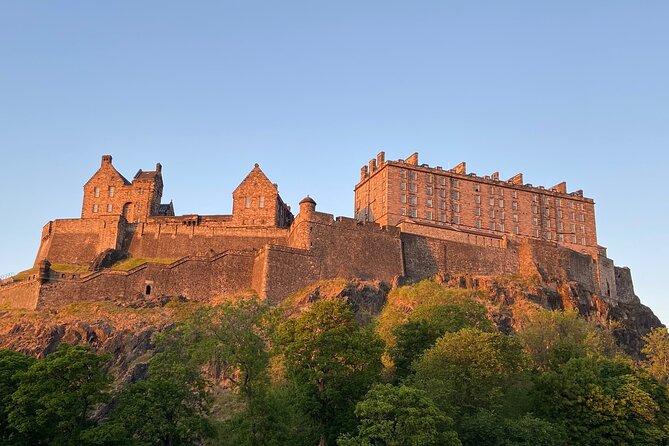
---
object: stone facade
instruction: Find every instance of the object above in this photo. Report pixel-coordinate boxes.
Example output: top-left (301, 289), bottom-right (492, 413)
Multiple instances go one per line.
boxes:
top-left (0, 153), bottom-right (637, 311)
top-left (355, 152), bottom-right (598, 256)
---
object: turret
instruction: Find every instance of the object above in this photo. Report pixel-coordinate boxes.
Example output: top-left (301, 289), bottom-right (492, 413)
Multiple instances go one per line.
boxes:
top-left (299, 196), bottom-right (317, 215)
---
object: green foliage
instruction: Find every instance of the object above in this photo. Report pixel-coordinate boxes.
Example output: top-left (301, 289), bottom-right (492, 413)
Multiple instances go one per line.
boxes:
top-left (390, 301), bottom-right (494, 380)
top-left (7, 344), bottom-right (111, 446)
top-left (0, 350), bottom-right (35, 444)
top-left (642, 327), bottom-right (669, 384)
top-left (457, 410), bottom-right (566, 446)
top-left (277, 299), bottom-right (384, 445)
top-left (412, 328), bottom-right (528, 417)
top-left (337, 384), bottom-right (461, 446)
top-left (84, 346), bottom-right (213, 445)
top-left (534, 356), bottom-right (669, 445)
top-left (517, 309), bottom-right (617, 371)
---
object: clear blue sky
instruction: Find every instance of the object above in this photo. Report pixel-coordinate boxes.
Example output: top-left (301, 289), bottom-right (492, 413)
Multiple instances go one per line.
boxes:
top-left (0, 1), bottom-right (667, 321)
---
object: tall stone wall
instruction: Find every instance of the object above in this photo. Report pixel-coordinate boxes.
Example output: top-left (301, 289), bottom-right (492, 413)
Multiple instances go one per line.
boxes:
top-left (34, 218), bottom-right (125, 266)
top-left (125, 221), bottom-right (289, 259)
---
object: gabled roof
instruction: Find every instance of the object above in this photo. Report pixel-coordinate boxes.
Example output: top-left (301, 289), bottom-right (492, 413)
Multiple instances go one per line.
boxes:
top-left (83, 161), bottom-right (131, 187)
top-left (232, 163), bottom-right (278, 195)
top-left (133, 169), bottom-right (160, 182)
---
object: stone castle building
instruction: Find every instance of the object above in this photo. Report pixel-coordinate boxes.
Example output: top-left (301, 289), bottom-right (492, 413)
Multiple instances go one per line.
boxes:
top-left (0, 152), bottom-right (638, 310)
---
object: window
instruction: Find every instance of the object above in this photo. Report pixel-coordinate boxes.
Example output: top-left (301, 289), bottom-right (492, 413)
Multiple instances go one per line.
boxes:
top-left (475, 207), bottom-right (481, 216)
top-left (489, 186), bottom-right (495, 194)
top-left (452, 203), bottom-right (460, 212)
top-left (474, 183), bottom-right (480, 192)
top-left (571, 223), bottom-right (576, 232)
top-left (558, 221), bottom-right (563, 231)
top-left (410, 171), bottom-right (417, 180)
top-left (451, 191), bottom-right (460, 200)
top-left (139, 188), bottom-right (144, 195)
top-left (410, 209), bottom-right (417, 218)
top-left (532, 205), bottom-right (538, 214)
top-left (400, 170), bottom-right (406, 178)
top-left (499, 223), bottom-right (505, 232)
top-left (475, 195), bottom-right (481, 204)
top-left (427, 175), bottom-right (433, 184)
top-left (452, 216), bottom-right (460, 224)
top-left (514, 226), bottom-right (519, 235)
top-left (440, 177), bottom-right (446, 186)
top-left (108, 186), bottom-right (115, 198)
top-left (571, 212), bottom-right (575, 220)
top-left (451, 178), bottom-right (459, 188)
top-left (533, 229), bottom-right (540, 238)
top-left (544, 208), bottom-right (550, 217)
top-left (440, 189), bottom-right (446, 198)
top-left (94, 187), bottom-right (100, 198)
top-left (499, 188), bottom-right (504, 196)
top-left (427, 187), bottom-right (433, 195)
top-left (533, 195), bottom-right (538, 203)
top-left (410, 183), bottom-right (417, 193)
top-left (410, 196), bottom-right (417, 205)
top-left (489, 209), bottom-right (495, 218)
top-left (571, 235), bottom-right (577, 243)
top-left (426, 211), bottom-right (433, 220)
top-left (500, 211), bottom-right (505, 220)
top-left (499, 199), bottom-right (504, 208)
top-left (400, 182), bottom-right (406, 190)
top-left (489, 198), bottom-right (495, 206)
top-left (512, 201), bottom-right (518, 210)
top-left (533, 217), bottom-right (539, 226)
top-left (581, 237), bottom-right (586, 245)
top-left (107, 204), bottom-right (113, 213)
top-left (513, 214), bottom-right (518, 222)
top-left (259, 196), bottom-right (265, 208)
top-left (559, 234), bottom-right (564, 242)
top-left (557, 209), bottom-right (563, 218)
top-left (401, 207), bottom-right (407, 216)
top-left (512, 191), bottom-right (518, 199)
top-left (245, 197), bottom-right (251, 208)
top-left (427, 198), bottom-right (433, 208)
top-left (579, 214), bottom-right (585, 222)
top-left (546, 231), bottom-right (552, 240)
top-left (570, 201), bottom-right (575, 209)
top-left (401, 194), bottom-right (407, 204)
top-left (92, 204), bottom-right (98, 213)
top-left (556, 198), bottom-right (561, 207)
top-left (490, 221), bottom-right (495, 230)
top-left (476, 219), bottom-right (481, 228)
top-left (581, 225), bottom-right (585, 233)
top-left (441, 201), bottom-right (446, 210)
top-left (441, 213), bottom-right (447, 223)
top-left (545, 220), bottom-right (551, 228)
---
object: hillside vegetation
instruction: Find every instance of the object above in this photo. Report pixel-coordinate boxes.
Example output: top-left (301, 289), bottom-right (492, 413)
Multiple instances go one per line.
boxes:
top-left (0, 278), bottom-right (667, 445)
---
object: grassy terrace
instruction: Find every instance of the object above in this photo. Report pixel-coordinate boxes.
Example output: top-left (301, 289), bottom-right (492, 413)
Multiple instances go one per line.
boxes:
top-left (111, 258), bottom-right (178, 271)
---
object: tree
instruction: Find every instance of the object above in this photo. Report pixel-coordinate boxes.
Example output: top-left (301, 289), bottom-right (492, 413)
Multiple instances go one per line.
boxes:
top-left (277, 299), bottom-right (384, 446)
top-left (84, 348), bottom-right (213, 446)
top-left (7, 344), bottom-right (111, 446)
top-left (390, 301), bottom-right (495, 381)
top-left (642, 327), bottom-right (669, 384)
top-left (337, 384), bottom-right (461, 446)
top-left (411, 328), bottom-right (527, 417)
top-left (0, 350), bottom-right (35, 445)
top-left (534, 356), bottom-right (669, 445)
top-left (517, 309), bottom-right (616, 371)
top-left (457, 410), bottom-right (566, 446)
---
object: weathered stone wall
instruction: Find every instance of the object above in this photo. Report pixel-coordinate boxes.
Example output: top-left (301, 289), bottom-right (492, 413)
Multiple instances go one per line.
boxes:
top-left (523, 239), bottom-right (597, 290)
top-left (126, 220), bottom-right (289, 259)
top-left (34, 218), bottom-right (125, 266)
top-left (597, 255), bottom-right (618, 300)
top-left (35, 251), bottom-right (256, 308)
top-left (615, 266), bottom-right (638, 303)
top-left (256, 245), bottom-right (321, 304)
top-left (0, 280), bottom-right (40, 310)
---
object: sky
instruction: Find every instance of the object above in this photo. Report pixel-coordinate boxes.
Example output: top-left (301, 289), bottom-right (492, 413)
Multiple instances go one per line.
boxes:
top-left (0, 1), bottom-right (667, 321)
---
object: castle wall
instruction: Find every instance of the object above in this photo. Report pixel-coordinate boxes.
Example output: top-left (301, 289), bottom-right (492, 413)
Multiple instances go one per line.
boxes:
top-left (257, 245), bottom-right (321, 304)
top-left (0, 280), bottom-right (41, 310)
top-left (126, 221), bottom-right (289, 259)
top-left (35, 218), bottom-right (124, 266)
top-left (35, 251), bottom-right (256, 308)
top-left (597, 255), bottom-right (618, 300)
top-left (523, 239), bottom-right (597, 290)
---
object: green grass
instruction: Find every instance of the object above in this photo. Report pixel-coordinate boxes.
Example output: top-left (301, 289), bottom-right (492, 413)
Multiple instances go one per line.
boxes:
top-left (50, 263), bottom-right (89, 274)
top-left (111, 257), bottom-right (179, 271)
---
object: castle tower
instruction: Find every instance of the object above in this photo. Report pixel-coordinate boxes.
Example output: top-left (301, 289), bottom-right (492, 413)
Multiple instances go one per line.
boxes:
top-left (232, 164), bottom-right (294, 227)
top-left (81, 155), bottom-right (172, 223)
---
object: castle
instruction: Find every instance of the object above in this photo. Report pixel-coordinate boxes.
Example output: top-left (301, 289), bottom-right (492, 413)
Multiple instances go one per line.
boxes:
top-left (0, 152), bottom-right (637, 310)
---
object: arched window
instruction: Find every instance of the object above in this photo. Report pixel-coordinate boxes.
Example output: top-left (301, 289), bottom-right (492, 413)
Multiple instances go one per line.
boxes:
top-left (145, 285), bottom-right (152, 295)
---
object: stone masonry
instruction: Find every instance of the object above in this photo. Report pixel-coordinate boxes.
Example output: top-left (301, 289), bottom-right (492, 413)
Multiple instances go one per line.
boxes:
top-left (0, 153), bottom-right (637, 310)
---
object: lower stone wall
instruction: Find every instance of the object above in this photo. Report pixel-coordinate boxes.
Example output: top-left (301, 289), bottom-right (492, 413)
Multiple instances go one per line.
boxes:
top-left (0, 280), bottom-right (40, 310)
top-left (615, 266), bottom-right (638, 303)
top-left (524, 239), bottom-right (597, 291)
top-left (35, 251), bottom-right (256, 308)
top-left (259, 245), bottom-right (321, 304)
